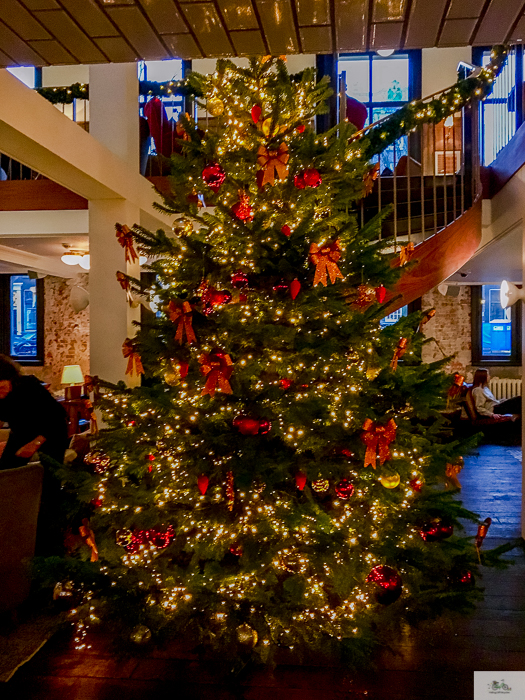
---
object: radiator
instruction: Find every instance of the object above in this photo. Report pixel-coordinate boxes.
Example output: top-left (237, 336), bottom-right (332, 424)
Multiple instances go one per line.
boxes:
top-left (489, 378), bottom-right (522, 401)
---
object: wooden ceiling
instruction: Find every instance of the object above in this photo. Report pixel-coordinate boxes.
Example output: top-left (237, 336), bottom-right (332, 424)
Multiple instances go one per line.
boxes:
top-left (0, 0), bottom-right (524, 66)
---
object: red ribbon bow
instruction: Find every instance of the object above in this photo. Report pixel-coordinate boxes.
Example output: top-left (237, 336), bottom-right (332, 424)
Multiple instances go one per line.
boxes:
top-left (122, 338), bottom-right (144, 376)
top-left (309, 240), bottom-right (344, 287)
top-left (168, 300), bottom-right (197, 344)
top-left (115, 223), bottom-right (139, 265)
top-left (79, 518), bottom-right (98, 562)
top-left (199, 351), bottom-right (233, 396)
top-left (390, 338), bottom-right (408, 371)
top-left (361, 418), bottom-right (397, 469)
top-left (256, 143), bottom-right (289, 186)
top-left (116, 271), bottom-right (135, 306)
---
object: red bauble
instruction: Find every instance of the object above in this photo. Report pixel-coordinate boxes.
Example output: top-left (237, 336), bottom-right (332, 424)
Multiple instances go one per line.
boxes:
top-left (251, 104), bottom-right (262, 124)
top-left (295, 471), bottom-right (307, 490)
top-left (273, 279), bottom-right (289, 293)
top-left (296, 124), bottom-right (306, 134)
top-left (198, 474), bottom-right (209, 495)
top-left (375, 284), bottom-right (387, 303)
top-left (459, 571), bottom-right (474, 585)
top-left (280, 378), bottom-right (293, 390)
top-left (303, 169), bottom-right (322, 187)
top-left (339, 448), bottom-right (354, 459)
top-left (233, 415), bottom-right (270, 436)
top-left (201, 286), bottom-right (232, 315)
top-left (229, 544), bottom-right (243, 556)
top-left (232, 195), bottom-right (253, 222)
top-left (290, 279), bottom-right (301, 300)
top-left (202, 163), bottom-right (226, 192)
top-left (149, 525), bottom-right (175, 549)
top-left (281, 224), bottom-right (292, 237)
top-left (366, 565), bottom-right (402, 605)
top-left (91, 498), bottom-right (103, 508)
top-left (294, 173), bottom-right (306, 189)
top-left (419, 519), bottom-right (454, 542)
top-left (335, 479), bottom-right (354, 500)
top-left (409, 477), bottom-right (423, 492)
top-left (231, 270), bottom-right (249, 289)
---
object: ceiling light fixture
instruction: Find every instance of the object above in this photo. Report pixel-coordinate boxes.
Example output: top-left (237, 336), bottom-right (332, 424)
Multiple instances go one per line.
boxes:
top-left (377, 49), bottom-right (395, 57)
top-left (500, 280), bottom-right (525, 308)
top-left (61, 252), bottom-right (82, 265)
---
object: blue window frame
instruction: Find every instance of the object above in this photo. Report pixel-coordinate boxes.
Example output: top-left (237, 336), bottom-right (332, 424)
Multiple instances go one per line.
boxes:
top-left (0, 275), bottom-right (43, 365)
top-left (472, 284), bottom-right (521, 365)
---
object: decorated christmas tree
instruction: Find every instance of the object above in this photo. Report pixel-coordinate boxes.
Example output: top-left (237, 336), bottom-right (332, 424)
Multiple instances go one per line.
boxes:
top-left (52, 53), bottom-right (509, 664)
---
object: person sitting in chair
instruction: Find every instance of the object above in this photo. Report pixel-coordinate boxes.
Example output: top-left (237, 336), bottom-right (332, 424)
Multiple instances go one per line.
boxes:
top-left (471, 368), bottom-right (521, 418)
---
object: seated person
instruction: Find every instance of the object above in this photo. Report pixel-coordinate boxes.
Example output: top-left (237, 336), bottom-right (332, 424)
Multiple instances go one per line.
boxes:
top-left (471, 368), bottom-right (521, 418)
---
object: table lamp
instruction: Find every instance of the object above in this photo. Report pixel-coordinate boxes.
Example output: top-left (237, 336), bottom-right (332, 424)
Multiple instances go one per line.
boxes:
top-left (61, 364), bottom-right (84, 400)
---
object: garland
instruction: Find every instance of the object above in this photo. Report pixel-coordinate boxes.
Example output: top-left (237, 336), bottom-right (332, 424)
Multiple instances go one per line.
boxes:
top-left (36, 82), bottom-right (88, 104)
top-left (361, 45), bottom-right (509, 159)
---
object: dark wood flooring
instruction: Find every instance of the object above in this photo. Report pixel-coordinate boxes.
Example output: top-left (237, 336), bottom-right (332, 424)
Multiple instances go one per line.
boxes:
top-left (4, 444), bottom-right (525, 700)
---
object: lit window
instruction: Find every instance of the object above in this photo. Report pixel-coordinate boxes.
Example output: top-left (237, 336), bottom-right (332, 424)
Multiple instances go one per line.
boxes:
top-left (6, 67), bottom-right (36, 88)
top-left (0, 275), bottom-right (43, 364)
top-left (471, 285), bottom-right (521, 364)
top-left (380, 306), bottom-right (407, 328)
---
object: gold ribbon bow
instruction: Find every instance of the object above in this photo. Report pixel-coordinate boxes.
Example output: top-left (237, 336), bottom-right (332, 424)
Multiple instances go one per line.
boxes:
top-left (309, 240), bottom-right (344, 287)
top-left (361, 418), bottom-right (397, 469)
top-left (122, 338), bottom-right (144, 376)
top-left (115, 223), bottom-right (138, 265)
top-left (418, 308), bottom-right (436, 332)
top-left (168, 301), bottom-right (197, 344)
top-left (116, 271), bottom-right (135, 306)
top-left (256, 143), bottom-right (289, 186)
top-left (79, 518), bottom-right (98, 562)
top-left (199, 351), bottom-right (233, 396)
top-left (390, 337), bottom-right (408, 371)
top-left (399, 242), bottom-right (415, 266)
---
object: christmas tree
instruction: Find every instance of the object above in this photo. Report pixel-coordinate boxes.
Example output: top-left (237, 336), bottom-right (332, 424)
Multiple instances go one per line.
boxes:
top-left (53, 54), bottom-right (509, 664)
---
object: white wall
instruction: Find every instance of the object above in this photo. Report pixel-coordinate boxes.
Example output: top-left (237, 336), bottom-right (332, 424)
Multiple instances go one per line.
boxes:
top-left (42, 65), bottom-right (90, 87)
top-left (422, 47), bottom-right (472, 96)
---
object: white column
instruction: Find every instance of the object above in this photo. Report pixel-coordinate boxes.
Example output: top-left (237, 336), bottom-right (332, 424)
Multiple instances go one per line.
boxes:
top-left (88, 63), bottom-right (141, 385)
top-left (522, 223), bottom-right (525, 538)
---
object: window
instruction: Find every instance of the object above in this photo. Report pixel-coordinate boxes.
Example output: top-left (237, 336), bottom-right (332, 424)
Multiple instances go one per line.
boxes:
top-left (380, 306), bottom-right (407, 328)
top-left (6, 66), bottom-right (36, 88)
top-left (338, 52), bottom-right (421, 172)
top-left (471, 285), bottom-right (521, 365)
top-left (139, 59), bottom-right (186, 124)
top-left (0, 275), bottom-right (43, 364)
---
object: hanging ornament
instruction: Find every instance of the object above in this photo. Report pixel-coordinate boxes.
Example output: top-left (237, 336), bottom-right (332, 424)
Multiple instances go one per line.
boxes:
top-left (390, 338), bottom-right (408, 371)
top-left (296, 124), bottom-right (306, 134)
top-left (232, 190), bottom-right (254, 222)
top-left (171, 217), bottom-right (193, 236)
top-left (207, 97), bottom-right (225, 116)
top-left (418, 308), bottom-right (436, 332)
top-left (419, 518), bottom-right (454, 542)
top-left (361, 418), bottom-right (397, 469)
top-left (366, 565), bottom-right (402, 605)
top-left (448, 373), bottom-right (465, 401)
top-left (233, 415), bottom-right (271, 435)
top-left (335, 479), bottom-right (354, 499)
top-left (365, 366), bottom-right (381, 380)
top-left (199, 282), bottom-right (232, 315)
top-left (168, 300), bottom-right (197, 344)
top-left (272, 279), bottom-right (289, 293)
top-left (130, 625), bottom-right (152, 645)
top-left (295, 471), bottom-right (307, 490)
top-left (231, 270), bottom-right (249, 289)
top-left (164, 359), bottom-right (189, 386)
top-left (79, 518), bottom-right (98, 562)
top-left (379, 472), bottom-right (401, 489)
top-left (122, 338), bottom-right (144, 377)
top-left (116, 271), bottom-right (136, 307)
top-left (199, 351), bottom-right (233, 396)
top-left (398, 242), bottom-right (415, 266)
top-left (236, 623), bottom-right (258, 647)
top-left (375, 284), bottom-right (387, 303)
top-left (251, 104), bottom-right (262, 125)
top-left (303, 168), bottom-right (322, 187)
top-left (53, 580), bottom-right (75, 601)
top-left (458, 571), bottom-right (474, 585)
top-left (354, 285), bottom-right (376, 308)
top-left (262, 117), bottom-right (279, 137)
top-left (202, 163), bottom-right (226, 192)
top-left (475, 517), bottom-right (492, 550)
top-left (281, 224), bottom-right (292, 237)
top-left (409, 477), bottom-right (423, 492)
top-left (336, 447), bottom-right (354, 459)
top-left (115, 223), bottom-right (139, 264)
top-left (311, 479), bottom-right (330, 493)
top-left (280, 378), bottom-right (293, 390)
top-left (116, 530), bottom-right (133, 548)
top-left (445, 456), bottom-right (464, 490)
top-left (229, 544), bottom-right (243, 557)
top-left (198, 474), bottom-right (209, 495)
top-left (290, 279), bottom-right (301, 300)
top-left (309, 240), bottom-right (343, 287)
top-left (84, 450), bottom-right (111, 473)
top-left (256, 143), bottom-right (289, 187)
top-left (226, 471), bottom-right (235, 511)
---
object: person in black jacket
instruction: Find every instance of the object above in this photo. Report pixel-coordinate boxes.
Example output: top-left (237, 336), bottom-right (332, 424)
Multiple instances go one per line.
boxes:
top-left (0, 355), bottom-right (69, 555)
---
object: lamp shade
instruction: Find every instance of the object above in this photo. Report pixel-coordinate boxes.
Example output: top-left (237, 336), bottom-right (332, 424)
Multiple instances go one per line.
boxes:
top-left (500, 280), bottom-right (525, 309)
top-left (61, 365), bottom-right (84, 385)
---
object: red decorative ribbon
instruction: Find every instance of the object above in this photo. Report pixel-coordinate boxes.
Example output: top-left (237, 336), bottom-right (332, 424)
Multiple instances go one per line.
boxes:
top-left (418, 308), bottom-right (436, 331)
top-left (199, 351), bottom-right (233, 396)
top-left (390, 337), bottom-right (408, 371)
top-left (256, 143), bottom-right (289, 186)
top-left (448, 373), bottom-right (465, 399)
top-left (122, 338), bottom-right (144, 376)
top-left (361, 418), bottom-right (397, 469)
top-left (168, 301), bottom-right (196, 344)
top-left (116, 271), bottom-right (134, 306)
top-left (309, 240), bottom-right (344, 287)
top-left (226, 470), bottom-right (234, 511)
top-left (115, 223), bottom-right (138, 264)
top-left (79, 518), bottom-right (98, 562)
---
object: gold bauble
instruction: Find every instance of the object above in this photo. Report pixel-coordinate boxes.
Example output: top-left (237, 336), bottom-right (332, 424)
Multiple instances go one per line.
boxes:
top-left (207, 98), bottom-right (225, 116)
top-left (237, 623), bottom-right (258, 647)
top-left (311, 478), bottom-right (330, 493)
top-left (366, 366), bottom-right (381, 380)
top-left (380, 473), bottom-right (401, 489)
top-left (53, 580), bottom-right (74, 600)
top-left (164, 370), bottom-right (179, 386)
top-left (130, 624), bottom-right (152, 645)
top-left (171, 217), bottom-right (193, 236)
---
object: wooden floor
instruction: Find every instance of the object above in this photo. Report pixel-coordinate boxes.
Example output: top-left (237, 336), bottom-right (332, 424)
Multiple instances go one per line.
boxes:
top-left (5, 444), bottom-right (525, 700)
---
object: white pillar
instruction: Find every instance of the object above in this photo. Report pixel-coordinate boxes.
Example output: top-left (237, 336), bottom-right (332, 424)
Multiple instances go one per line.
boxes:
top-left (522, 223), bottom-right (525, 538)
top-left (88, 63), bottom-right (141, 385)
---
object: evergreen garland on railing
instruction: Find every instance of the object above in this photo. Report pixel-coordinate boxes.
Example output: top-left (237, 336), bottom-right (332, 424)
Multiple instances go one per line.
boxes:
top-left (36, 82), bottom-right (89, 104)
top-left (360, 45), bottom-right (509, 160)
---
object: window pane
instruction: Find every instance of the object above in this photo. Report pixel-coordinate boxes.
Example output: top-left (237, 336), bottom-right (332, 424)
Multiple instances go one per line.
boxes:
top-left (10, 276), bottom-right (37, 358)
top-left (373, 107), bottom-right (408, 173)
top-left (7, 67), bottom-right (35, 88)
top-left (339, 57), bottom-right (370, 104)
top-left (372, 56), bottom-right (408, 102)
top-left (381, 306), bottom-right (407, 327)
top-left (481, 284), bottom-right (511, 356)
top-left (140, 59), bottom-right (184, 82)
